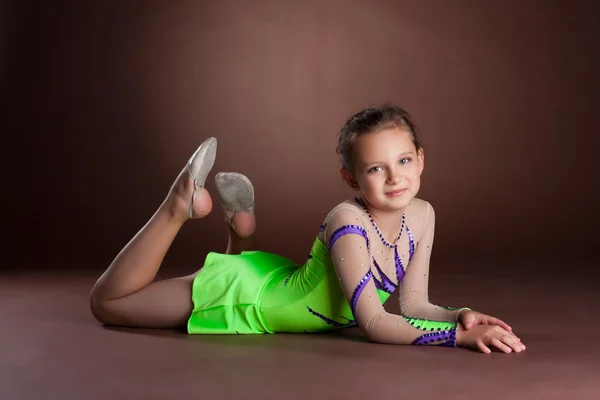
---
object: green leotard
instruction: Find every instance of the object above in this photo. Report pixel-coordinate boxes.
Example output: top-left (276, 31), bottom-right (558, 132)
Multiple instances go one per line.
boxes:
top-left (188, 199), bottom-right (468, 346)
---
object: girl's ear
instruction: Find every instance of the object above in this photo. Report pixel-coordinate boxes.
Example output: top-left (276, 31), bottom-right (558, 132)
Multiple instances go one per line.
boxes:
top-left (339, 168), bottom-right (360, 190)
top-left (417, 148), bottom-right (425, 175)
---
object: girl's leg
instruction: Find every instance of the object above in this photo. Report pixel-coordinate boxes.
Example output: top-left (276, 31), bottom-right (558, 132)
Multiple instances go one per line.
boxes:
top-left (226, 216), bottom-right (256, 254)
top-left (89, 139), bottom-right (217, 329)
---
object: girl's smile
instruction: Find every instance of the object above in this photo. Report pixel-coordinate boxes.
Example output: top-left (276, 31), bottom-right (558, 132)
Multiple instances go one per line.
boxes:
top-left (385, 188), bottom-right (407, 197)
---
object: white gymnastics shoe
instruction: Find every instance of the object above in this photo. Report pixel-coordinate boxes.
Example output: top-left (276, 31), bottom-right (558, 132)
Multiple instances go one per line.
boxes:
top-left (214, 172), bottom-right (255, 226)
top-left (187, 137), bottom-right (217, 219)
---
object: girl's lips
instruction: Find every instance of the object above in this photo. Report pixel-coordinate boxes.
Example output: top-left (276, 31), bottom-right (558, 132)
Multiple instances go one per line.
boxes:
top-left (386, 188), bottom-right (407, 196)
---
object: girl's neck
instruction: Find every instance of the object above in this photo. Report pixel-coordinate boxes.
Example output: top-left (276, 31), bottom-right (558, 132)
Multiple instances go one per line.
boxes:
top-left (355, 196), bottom-right (406, 245)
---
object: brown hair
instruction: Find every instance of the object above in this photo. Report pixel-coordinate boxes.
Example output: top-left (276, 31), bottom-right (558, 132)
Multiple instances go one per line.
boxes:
top-left (336, 104), bottom-right (423, 171)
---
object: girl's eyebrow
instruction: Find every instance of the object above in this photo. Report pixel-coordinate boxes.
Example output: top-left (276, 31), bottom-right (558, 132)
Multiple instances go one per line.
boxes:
top-left (364, 151), bottom-right (414, 166)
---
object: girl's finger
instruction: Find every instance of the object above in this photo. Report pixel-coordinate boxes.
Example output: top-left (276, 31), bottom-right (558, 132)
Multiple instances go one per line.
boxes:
top-left (495, 319), bottom-right (512, 332)
top-left (492, 324), bottom-right (519, 340)
top-left (477, 341), bottom-right (491, 354)
top-left (502, 335), bottom-right (525, 353)
top-left (486, 316), bottom-right (512, 332)
top-left (491, 338), bottom-right (512, 354)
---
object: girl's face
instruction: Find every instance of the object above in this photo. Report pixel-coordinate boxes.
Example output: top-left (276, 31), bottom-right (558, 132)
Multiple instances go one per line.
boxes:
top-left (343, 127), bottom-right (424, 212)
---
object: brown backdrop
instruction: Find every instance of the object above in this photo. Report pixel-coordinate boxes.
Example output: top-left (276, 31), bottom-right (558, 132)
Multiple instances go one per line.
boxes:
top-left (2, 0), bottom-right (599, 271)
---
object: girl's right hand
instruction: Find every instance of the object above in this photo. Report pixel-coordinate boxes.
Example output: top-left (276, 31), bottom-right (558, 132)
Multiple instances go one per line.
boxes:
top-left (456, 323), bottom-right (526, 354)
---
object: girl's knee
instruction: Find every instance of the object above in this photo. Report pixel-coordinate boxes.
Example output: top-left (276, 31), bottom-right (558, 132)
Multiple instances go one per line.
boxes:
top-left (89, 293), bottom-right (111, 325)
top-left (89, 286), bottom-right (118, 325)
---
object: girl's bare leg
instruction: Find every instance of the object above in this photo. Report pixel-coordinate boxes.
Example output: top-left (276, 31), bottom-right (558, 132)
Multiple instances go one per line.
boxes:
top-left (90, 139), bottom-right (217, 329)
top-left (226, 213), bottom-right (256, 254)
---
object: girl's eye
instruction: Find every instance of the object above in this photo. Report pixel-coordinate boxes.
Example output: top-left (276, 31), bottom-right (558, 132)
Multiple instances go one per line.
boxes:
top-left (368, 166), bottom-right (382, 173)
top-left (400, 158), bottom-right (410, 165)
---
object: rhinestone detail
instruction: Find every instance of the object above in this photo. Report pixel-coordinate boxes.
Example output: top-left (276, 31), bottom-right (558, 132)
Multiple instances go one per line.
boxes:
top-left (355, 197), bottom-right (404, 248)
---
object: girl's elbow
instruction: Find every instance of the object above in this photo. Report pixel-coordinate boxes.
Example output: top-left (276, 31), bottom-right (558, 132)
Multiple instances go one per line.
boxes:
top-left (360, 323), bottom-right (392, 344)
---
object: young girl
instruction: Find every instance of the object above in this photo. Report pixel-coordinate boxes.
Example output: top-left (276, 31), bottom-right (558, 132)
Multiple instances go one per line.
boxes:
top-left (90, 104), bottom-right (526, 354)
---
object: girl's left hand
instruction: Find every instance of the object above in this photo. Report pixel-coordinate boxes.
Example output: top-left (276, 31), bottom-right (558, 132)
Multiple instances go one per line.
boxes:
top-left (458, 309), bottom-right (513, 333)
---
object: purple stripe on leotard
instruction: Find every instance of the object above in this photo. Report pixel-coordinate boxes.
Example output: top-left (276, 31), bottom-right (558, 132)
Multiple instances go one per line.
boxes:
top-left (437, 339), bottom-right (457, 347)
top-left (372, 257), bottom-right (396, 294)
top-left (394, 246), bottom-right (405, 282)
top-left (407, 226), bottom-right (415, 260)
top-left (306, 306), bottom-right (356, 328)
top-left (438, 329), bottom-right (457, 347)
top-left (411, 328), bottom-right (457, 346)
top-left (350, 270), bottom-right (373, 318)
top-left (328, 225), bottom-right (368, 250)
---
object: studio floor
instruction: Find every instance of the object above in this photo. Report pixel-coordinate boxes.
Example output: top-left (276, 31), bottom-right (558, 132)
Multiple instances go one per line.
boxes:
top-left (2, 260), bottom-right (598, 400)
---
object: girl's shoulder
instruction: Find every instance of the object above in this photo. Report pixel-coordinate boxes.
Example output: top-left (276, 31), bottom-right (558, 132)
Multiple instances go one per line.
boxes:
top-left (322, 198), bottom-right (367, 222)
top-left (405, 197), bottom-right (435, 240)
top-left (317, 198), bottom-right (374, 246)
top-left (319, 198), bottom-right (370, 232)
top-left (406, 197), bottom-right (433, 217)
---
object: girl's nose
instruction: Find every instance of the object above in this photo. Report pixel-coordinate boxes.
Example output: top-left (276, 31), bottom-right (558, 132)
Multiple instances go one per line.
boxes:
top-left (387, 168), bottom-right (402, 184)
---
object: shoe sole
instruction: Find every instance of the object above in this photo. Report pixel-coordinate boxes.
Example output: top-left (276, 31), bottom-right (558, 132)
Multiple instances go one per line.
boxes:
top-left (215, 172), bottom-right (254, 212)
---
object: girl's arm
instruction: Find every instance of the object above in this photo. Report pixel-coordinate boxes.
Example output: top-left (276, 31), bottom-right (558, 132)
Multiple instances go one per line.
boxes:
top-left (398, 202), bottom-right (470, 322)
top-left (325, 207), bottom-right (458, 346)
